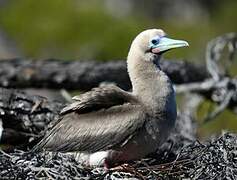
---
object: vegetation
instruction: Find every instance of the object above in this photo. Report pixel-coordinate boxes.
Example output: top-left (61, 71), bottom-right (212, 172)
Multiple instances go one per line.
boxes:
top-left (0, 0), bottom-right (236, 61)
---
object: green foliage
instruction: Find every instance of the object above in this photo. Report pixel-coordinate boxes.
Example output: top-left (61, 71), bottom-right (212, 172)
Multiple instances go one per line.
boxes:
top-left (0, 0), bottom-right (236, 61)
top-left (0, 0), bottom-right (144, 60)
top-left (197, 100), bottom-right (237, 138)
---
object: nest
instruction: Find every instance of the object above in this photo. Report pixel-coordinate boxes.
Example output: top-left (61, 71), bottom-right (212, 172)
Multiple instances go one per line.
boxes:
top-left (1, 132), bottom-right (236, 179)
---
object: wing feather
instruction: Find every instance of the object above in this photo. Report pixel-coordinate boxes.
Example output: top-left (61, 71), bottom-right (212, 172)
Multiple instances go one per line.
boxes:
top-left (60, 85), bottom-right (137, 115)
top-left (35, 85), bottom-right (146, 152)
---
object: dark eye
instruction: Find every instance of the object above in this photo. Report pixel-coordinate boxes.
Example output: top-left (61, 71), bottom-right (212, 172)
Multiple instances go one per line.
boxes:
top-left (151, 39), bottom-right (159, 45)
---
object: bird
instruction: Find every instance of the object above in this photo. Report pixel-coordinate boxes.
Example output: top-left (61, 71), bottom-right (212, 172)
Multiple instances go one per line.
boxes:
top-left (33, 29), bottom-right (188, 168)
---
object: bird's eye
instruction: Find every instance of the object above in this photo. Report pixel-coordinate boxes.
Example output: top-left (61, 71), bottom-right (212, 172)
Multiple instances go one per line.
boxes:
top-left (151, 39), bottom-right (159, 45)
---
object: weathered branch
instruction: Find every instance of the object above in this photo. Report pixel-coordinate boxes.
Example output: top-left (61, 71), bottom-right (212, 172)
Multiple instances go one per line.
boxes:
top-left (0, 58), bottom-right (208, 91)
top-left (176, 33), bottom-right (237, 121)
top-left (0, 88), bottom-right (63, 150)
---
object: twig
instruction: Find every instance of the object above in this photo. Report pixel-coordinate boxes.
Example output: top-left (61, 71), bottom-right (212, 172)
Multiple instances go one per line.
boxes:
top-left (204, 90), bottom-right (235, 123)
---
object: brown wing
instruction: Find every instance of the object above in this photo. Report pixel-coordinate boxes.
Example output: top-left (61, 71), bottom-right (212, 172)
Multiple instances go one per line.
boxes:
top-left (60, 85), bottom-right (137, 115)
top-left (34, 86), bottom-right (147, 152)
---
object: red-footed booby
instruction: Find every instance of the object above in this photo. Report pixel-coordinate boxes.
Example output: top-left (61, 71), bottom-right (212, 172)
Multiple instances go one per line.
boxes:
top-left (34, 29), bottom-right (188, 168)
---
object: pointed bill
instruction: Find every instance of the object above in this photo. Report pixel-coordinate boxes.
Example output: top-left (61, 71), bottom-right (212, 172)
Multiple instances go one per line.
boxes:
top-left (151, 37), bottom-right (189, 53)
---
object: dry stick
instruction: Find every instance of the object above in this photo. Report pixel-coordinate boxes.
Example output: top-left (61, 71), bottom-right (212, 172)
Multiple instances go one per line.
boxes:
top-left (136, 160), bottom-right (157, 177)
top-left (137, 159), bottom-right (191, 171)
top-left (204, 90), bottom-right (235, 122)
top-left (137, 140), bottom-right (209, 175)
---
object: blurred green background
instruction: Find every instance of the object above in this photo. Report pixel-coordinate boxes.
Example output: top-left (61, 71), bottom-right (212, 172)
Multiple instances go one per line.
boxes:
top-left (0, 0), bottom-right (236, 138)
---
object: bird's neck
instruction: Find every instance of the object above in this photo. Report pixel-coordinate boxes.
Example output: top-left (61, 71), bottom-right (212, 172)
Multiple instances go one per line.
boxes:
top-left (127, 52), bottom-right (174, 107)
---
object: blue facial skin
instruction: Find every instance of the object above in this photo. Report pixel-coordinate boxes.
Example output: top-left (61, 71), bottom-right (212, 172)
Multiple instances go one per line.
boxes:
top-left (149, 35), bottom-right (163, 48)
top-left (149, 35), bottom-right (189, 53)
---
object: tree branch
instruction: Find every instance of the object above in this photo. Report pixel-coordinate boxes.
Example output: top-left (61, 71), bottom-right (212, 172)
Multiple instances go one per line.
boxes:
top-left (0, 58), bottom-right (209, 91)
top-left (0, 88), bottom-right (63, 150)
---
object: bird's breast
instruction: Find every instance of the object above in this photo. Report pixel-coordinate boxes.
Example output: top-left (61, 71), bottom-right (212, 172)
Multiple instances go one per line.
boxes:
top-left (144, 85), bottom-right (177, 145)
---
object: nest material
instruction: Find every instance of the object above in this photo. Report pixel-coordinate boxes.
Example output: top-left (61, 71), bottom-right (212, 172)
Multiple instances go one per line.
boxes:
top-left (0, 132), bottom-right (236, 179)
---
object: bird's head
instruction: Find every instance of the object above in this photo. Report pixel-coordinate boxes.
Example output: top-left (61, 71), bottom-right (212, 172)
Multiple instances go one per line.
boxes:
top-left (128, 29), bottom-right (189, 65)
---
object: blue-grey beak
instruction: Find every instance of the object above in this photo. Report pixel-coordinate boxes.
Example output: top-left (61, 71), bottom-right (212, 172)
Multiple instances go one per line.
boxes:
top-left (150, 37), bottom-right (189, 54)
